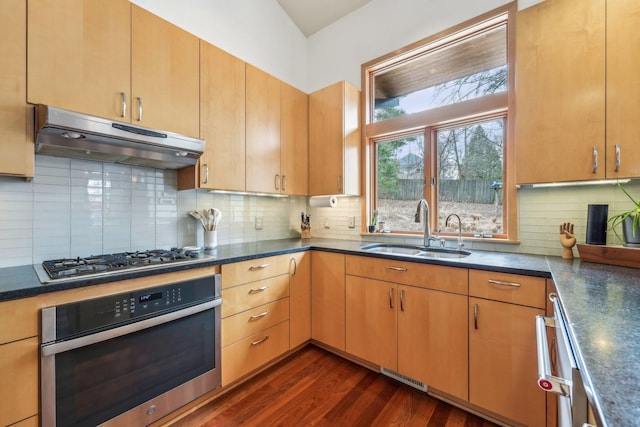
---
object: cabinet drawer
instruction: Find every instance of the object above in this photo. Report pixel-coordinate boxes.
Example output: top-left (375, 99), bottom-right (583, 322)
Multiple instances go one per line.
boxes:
top-left (221, 274), bottom-right (289, 318)
top-left (346, 255), bottom-right (468, 295)
top-left (222, 320), bottom-right (289, 386)
top-left (222, 254), bottom-right (292, 288)
top-left (0, 298), bottom-right (37, 344)
top-left (222, 298), bottom-right (290, 347)
top-left (469, 270), bottom-right (546, 308)
top-left (0, 337), bottom-right (38, 426)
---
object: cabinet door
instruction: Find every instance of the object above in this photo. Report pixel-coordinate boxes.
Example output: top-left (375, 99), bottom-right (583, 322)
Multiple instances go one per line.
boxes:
top-left (28, 0), bottom-right (130, 121)
top-left (309, 82), bottom-right (345, 195)
top-left (131, 5), bottom-right (199, 137)
top-left (0, 0), bottom-right (33, 177)
top-left (398, 285), bottom-right (468, 400)
top-left (198, 41), bottom-right (246, 191)
top-left (469, 297), bottom-right (546, 427)
top-left (246, 65), bottom-right (281, 194)
top-left (289, 252), bottom-right (311, 348)
top-left (0, 337), bottom-right (39, 426)
top-left (346, 276), bottom-right (397, 369)
top-left (311, 251), bottom-right (345, 351)
top-left (515, 0), bottom-right (605, 184)
top-left (606, 0), bottom-right (640, 179)
top-left (280, 82), bottom-right (308, 196)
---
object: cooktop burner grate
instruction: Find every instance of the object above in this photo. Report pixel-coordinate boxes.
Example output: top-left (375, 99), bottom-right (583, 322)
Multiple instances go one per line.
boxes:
top-left (42, 248), bottom-right (201, 280)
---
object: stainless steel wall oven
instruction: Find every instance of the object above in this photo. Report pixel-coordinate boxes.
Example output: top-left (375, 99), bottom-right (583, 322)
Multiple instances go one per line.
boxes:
top-left (41, 274), bottom-right (222, 427)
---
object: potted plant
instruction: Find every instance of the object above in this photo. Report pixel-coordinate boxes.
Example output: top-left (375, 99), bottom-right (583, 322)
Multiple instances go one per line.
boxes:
top-left (608, 182), bottom-right (640, 247)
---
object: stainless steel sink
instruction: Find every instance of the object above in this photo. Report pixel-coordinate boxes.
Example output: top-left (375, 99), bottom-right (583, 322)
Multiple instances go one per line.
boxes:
top-left (360, 243), bottom-right (471, 259)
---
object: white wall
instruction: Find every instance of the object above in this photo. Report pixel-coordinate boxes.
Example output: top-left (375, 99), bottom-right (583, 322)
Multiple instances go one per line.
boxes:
top-left (129, 0), bottom-right (309, 92)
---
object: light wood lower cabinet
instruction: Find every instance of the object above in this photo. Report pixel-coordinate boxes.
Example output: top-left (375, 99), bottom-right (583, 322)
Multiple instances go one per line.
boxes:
top-left (469, 270), bottom-right (546, 426)
top-left (0, 297), bottom-right (38, 426)
top-left (0, 337), bottom-right (39, 427)
top-left (222, 321), bottom-right (290, 386)
top-left (311, 251), bottom-right (345, 350)
top-left (220, 253), bottom-right (300, 386)
top-left (289, 252), bottom-right (311, 348)
top-left (397, 284), bottom-right (468, 401)
top-left (345, 256), bottom-right (468, 400)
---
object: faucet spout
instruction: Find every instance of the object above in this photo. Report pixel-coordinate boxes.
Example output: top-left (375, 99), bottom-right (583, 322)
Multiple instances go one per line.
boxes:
top-left (415, 199), bottom-right (433, 247)
top-left (446, 213), bottom-right (464, 250)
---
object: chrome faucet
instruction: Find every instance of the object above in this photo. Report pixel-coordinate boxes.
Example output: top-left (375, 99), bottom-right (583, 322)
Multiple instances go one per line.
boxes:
top-left (415, 199), bottom-right (437, 247)
top-left (446, 213), bottom-right (464, 250)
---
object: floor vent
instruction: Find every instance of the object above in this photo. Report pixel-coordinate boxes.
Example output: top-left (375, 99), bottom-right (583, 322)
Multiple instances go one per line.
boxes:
top-left (380, 367), bottom-right (428, 392)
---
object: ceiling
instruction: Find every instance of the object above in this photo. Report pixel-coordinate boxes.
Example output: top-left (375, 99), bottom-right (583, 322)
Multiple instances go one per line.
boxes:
top-left (277, 0), bottom-right (373, 37)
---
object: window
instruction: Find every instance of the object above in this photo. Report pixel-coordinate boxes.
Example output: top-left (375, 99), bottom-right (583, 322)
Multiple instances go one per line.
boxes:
top-left (363, 4), bottom-right (516, 240)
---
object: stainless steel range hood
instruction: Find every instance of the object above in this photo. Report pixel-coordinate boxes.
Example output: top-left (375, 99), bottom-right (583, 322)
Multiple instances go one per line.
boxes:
top-left (34, 105), bottom-right (204, 169)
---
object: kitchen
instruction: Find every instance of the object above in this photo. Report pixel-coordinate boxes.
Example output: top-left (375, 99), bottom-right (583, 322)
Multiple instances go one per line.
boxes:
top-left (1, 0), bottom-right (639, 426)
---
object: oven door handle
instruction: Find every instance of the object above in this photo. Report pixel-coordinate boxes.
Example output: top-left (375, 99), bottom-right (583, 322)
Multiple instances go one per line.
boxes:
top-left (42, 298), bottom-right (222, 357)
top-left (535, 314), bottom-right (572, 397)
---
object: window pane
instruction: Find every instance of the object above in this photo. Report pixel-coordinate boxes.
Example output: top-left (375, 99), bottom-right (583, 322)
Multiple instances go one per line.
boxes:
top-left (373, 25), bottom-right (507, 122)
top-left (437, 118), bottom-right (504, 236)
top-left (375, 133), bottom-right (425, 232)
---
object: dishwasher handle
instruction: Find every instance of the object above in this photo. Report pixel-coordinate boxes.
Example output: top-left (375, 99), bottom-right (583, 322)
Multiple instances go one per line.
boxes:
top-left (535, 314), bottom-right (572, 397)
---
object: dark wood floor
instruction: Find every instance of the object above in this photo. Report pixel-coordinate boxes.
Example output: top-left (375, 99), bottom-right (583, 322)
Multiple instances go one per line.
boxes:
top-left (170, 345), bottom-right (499, 427)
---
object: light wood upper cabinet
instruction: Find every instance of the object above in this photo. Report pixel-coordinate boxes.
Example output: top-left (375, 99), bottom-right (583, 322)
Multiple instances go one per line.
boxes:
top-left (191, 41), bottom-right (246, 191)
top-left (606, 0), bottom-right (640, 179)
top-left (131, 5), bottom-right (199, 138)
top-left (0, 0), bottom-right (33, 178)
top-left (515, 0), bottom-right (606, 184)
top-left (246, 65), bottom-right (282, 194)
top-left (280, 82), bottom-right (309, 196)
top-left (28, 2), bottom-right (199, 138)
top-left (309, 81), bottom-right (360, 196)
top-left (311, 251), bottom-right (345, 351)
top-left (28, 0), bottom-right (131, 121)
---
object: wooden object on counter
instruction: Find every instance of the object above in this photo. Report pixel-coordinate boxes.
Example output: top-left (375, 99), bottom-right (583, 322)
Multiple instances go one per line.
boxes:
top-left (577, 244), bottom-right (640, 269)
top-left (559, 222), bottom-right (576, 260)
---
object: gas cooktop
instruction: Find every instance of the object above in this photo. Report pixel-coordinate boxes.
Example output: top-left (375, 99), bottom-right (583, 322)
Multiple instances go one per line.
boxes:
top-left (35, 248), bottom-right (213, 284)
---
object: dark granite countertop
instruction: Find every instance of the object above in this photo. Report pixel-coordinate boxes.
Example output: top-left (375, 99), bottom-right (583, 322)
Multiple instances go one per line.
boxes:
top-left (1, 237), bottom-right (636, 426)
top-left (547, 258), bottom-right (640, 427)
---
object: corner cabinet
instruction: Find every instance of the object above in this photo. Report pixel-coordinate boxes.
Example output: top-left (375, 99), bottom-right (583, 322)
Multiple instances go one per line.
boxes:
top-left (309, 81), bottom-right (360, 196)
top-left (516, 0), bottom-right (640, 183)
top-left (289, 252), bottom-right (311, 348)
top-left (280, 82), bottom-right (309, 196)
top-left (28, 1), bottom-right (200, 138)
top-left (0, 0), bottom-right (33, 178)
top-left (310, 251), bottom-right (345, 351)
top-left (345, 256), bottom-right (469, 401)
top-left (468, 270), bottom-right (547, 427)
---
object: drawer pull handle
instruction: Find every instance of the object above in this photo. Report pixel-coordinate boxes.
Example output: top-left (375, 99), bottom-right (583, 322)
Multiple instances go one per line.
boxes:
top-left (400, 289), bottom-right (405, 312)
top-left (249, 263), bottom-right (270, 271)
top-left (251, 336), bottom-right (270, 346)
top-left (249, 310), bottom-right (269, 320)
top-left (389, 288), bottom-right (393, 309)
top-left (385, 266), bottom-right (407, 272)
top-left (488, 279), bottom-right (521, 288)
top-left (249, 285), bottom-right (270, 294)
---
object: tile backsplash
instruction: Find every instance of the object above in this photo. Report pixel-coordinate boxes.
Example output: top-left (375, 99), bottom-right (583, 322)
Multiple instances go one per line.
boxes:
top-left (1, 155), bottom-right (638, 268)
top-left (0, 156), bottom-right (305, 268)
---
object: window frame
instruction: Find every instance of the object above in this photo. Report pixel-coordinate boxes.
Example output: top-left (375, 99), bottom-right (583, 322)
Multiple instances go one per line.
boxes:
top-left (361, 2), bottom-right (518, 242)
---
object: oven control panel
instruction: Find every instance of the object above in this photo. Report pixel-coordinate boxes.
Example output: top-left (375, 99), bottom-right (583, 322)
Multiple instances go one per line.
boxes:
top-left (47, 274), bottom-right (221, 341)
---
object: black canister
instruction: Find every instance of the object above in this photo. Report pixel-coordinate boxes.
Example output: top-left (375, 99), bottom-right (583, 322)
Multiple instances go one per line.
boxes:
top-left (586, 204), bottom-right (608, 245)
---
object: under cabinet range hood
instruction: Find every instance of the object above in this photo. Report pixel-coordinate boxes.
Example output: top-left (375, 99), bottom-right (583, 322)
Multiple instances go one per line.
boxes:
top-left (34, 105), bottom-right (204, 169)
